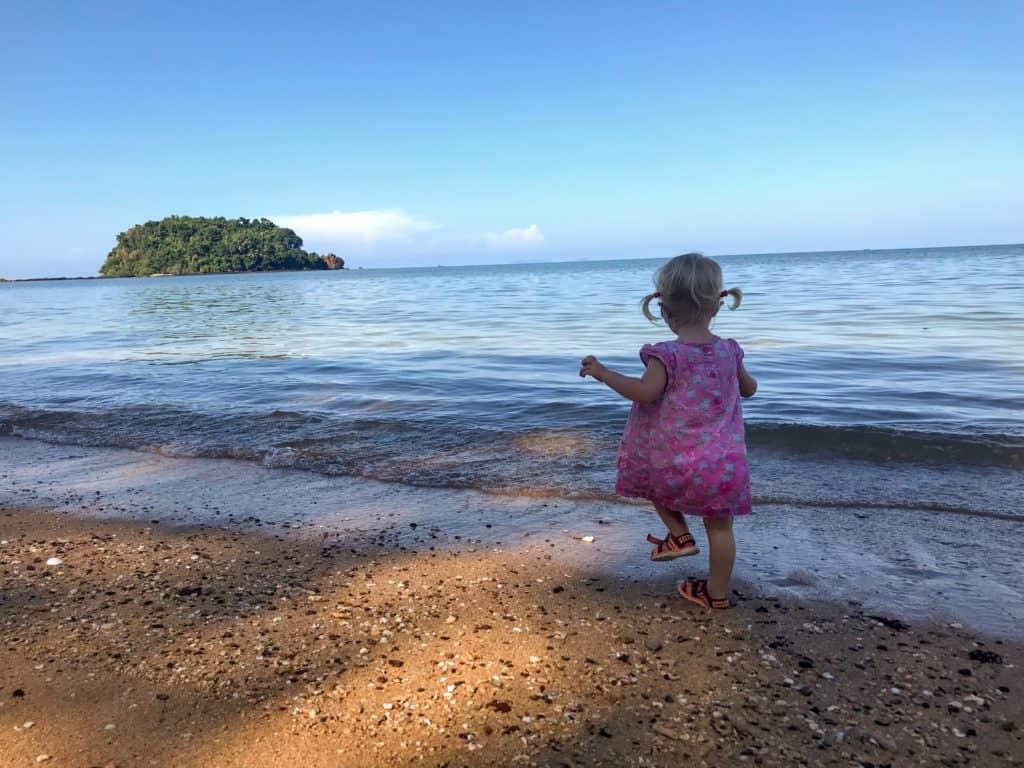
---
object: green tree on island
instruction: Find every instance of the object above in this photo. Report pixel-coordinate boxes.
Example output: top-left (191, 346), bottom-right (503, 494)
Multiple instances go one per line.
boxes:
top-left (98, 216), bottom-right (338, 276)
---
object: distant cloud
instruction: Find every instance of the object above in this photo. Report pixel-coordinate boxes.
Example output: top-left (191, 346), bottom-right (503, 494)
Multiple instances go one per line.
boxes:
top-left (273, 209), bottom-right (438, 244)
top-left (483, 224), bottom-right (545, 250)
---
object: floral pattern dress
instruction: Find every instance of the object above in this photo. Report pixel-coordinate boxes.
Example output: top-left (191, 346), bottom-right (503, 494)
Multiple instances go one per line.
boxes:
top-left (615, 337), bottom-right (752, 517)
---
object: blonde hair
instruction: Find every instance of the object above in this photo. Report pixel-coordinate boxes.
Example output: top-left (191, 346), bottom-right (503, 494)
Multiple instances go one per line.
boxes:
top-left (641, 252), bottom-right (742, 324)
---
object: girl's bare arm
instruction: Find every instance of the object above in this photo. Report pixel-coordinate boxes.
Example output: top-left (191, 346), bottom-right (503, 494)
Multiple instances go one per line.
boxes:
top-left (580, 355), bottom-right (667, 404)
top-left (738, 361), bottom-right (757, 398)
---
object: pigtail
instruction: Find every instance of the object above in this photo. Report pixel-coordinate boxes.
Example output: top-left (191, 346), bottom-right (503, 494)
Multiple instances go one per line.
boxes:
top-left (640, 292), bottom-right (661, 323)
top-left (723, 287), bottom-right (742, 310)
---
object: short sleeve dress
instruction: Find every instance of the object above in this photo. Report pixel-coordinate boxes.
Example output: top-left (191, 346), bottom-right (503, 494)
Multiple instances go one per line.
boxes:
top-left (614, 337), bottom-right (752, 517)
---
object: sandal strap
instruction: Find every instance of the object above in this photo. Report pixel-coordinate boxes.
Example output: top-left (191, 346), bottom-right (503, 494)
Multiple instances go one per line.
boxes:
top-left (671, 532), bottom-right (695, 547)
top-left (690, 579), bottom-right (713, 608)
top-left (648, 532), bottom-right (696, 557)
top-left (682, 579), bottom-right (731, 610)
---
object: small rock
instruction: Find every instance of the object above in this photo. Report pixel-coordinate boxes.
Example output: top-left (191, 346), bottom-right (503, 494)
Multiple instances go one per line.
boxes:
top-left (798, 657), bottom-right (815, 669)
top-left (36, 757), bottom-right (51, 764)
top-left (875, 735), bottom-right (897, 751)
top-left (968, 649), bottom-right (1003, 664)
top-left (644, 638), bottom-right (663, 652)
top-left (45, 557), bottom-right (62, 567)
top-left (653, 724), bottom-right (684, 740)
top-left (868, 615), bottom-right (909, 631)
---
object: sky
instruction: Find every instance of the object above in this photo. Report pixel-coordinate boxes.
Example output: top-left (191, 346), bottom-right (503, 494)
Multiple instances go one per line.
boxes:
top-left (1, 1), bottom-right (1022, 277)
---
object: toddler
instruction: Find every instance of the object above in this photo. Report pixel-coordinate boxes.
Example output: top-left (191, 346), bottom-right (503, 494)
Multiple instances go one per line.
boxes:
top-left (580, 253), bottom-right (756, 609)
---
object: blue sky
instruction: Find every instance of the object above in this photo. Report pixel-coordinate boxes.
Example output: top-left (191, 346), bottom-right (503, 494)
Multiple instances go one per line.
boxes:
top-left (2, 1), bottom-right (1022, 277)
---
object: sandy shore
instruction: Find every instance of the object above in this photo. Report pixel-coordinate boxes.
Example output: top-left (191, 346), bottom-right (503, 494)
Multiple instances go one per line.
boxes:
top-left (1, 505), bottom-right (1021, 768)
top-left (3, 437), bottom-right (1023, 638)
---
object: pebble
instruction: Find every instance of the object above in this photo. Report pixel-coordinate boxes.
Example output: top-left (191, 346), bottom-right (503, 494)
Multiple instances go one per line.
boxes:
top-left (2, 506), bottom-right (1020, 768)
top-left (875, 735), bottom-right (897, 751)
top-left (45, 557), bottom-right (62, 566)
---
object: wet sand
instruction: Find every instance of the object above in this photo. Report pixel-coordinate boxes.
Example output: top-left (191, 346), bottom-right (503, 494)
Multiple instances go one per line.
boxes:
top-left (2, 506), bottom-right (1022, 768)
top-left (3, 437), bottom-right (1023, 637)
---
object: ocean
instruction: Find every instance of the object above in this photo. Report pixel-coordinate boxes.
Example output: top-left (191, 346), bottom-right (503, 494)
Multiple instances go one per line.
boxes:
top-left (2, 244), bottom-right (1023, 520)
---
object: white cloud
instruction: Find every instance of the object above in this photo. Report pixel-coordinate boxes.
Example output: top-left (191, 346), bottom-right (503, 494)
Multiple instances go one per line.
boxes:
top-left (273, 209), bottom-right (438, 244)
top-left (483, 224), bottom-right (546, 250)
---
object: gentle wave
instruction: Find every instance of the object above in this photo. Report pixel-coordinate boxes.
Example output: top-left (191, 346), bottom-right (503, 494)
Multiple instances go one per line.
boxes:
top-left (2, 404), bottom-right (1019, 467)
top-left (3, 403), bottom-right (1021, 521)
top-left (746, 422), bottom-right (1023, 468)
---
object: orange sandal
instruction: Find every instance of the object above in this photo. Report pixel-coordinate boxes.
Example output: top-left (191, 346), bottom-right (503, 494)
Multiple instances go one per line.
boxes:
top-left (678, 578), bottom-right (731, 610)
top-left (647, 532), bottom-right (699, 562)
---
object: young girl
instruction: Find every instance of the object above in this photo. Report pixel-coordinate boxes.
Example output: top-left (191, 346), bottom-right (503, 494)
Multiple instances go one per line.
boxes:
top-left (580, 253), bottom-right (756, 610)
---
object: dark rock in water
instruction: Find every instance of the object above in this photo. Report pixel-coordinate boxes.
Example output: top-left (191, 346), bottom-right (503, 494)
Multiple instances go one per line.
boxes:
top-left (968, 649), bottom-right (1003, 664)
top-left (868, 615), bottom-right (910, 631)
top-left (322, 253), bottom-right (345, 270)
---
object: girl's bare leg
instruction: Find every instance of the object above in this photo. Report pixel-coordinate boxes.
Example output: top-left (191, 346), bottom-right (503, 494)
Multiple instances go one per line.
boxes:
top-left (703, 516), bottom-right (735, 600)
top-left (654, 502), bottom-right (691, 539)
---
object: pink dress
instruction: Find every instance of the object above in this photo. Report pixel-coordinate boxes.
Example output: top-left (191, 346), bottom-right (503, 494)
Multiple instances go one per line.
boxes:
top-left (615, 337), bottom-right (752, 517)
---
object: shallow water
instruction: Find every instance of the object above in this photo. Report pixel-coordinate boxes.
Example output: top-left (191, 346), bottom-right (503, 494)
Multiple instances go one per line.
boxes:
top-left (2, 245), bottom-right (1023, 519)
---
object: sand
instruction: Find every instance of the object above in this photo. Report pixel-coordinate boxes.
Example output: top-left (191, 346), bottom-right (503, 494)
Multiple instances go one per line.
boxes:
top-left (3, 437), bottom-right (1023, 638)
top-left (1, 506), bottom-right (1021, 768)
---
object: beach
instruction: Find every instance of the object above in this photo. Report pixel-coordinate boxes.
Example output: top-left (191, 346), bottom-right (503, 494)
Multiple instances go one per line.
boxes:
top-left (2, 440), bottom-right (1022, 767)
top-left (2, 246), bottom-right (1023, 764)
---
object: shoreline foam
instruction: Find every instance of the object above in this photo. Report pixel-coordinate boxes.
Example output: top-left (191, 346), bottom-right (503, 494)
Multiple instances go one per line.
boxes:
top-left (2, 435), bottom-right (1022, 638)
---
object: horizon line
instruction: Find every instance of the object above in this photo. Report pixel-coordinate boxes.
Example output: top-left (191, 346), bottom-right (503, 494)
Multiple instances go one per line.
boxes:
top-left (2, 240), bottom-right (1022, 282)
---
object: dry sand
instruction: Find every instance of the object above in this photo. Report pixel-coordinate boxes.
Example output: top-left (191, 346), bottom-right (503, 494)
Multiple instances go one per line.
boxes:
top-left (1, 507), bottom-right (1020, 768)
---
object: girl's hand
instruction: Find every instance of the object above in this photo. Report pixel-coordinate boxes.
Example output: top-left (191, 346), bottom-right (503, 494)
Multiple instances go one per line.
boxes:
top-left (579, 355), bottom-right (607, 381)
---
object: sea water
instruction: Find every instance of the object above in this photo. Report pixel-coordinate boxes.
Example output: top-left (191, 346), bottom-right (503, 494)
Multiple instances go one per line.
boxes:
top-left (2, 244), bottom-right (1022, 519)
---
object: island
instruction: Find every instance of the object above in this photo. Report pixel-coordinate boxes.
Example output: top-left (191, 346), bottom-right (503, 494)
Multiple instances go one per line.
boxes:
top-left (98, 216), bottom-right (344, 277)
